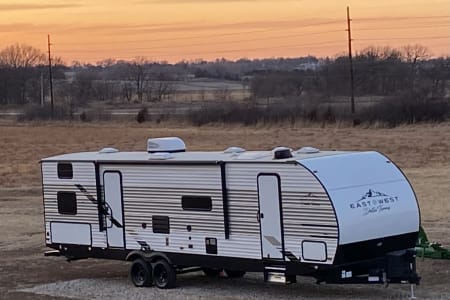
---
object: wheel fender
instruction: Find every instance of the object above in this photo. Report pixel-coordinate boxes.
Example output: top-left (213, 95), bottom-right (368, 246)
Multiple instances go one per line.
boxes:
top-left (126, 250), bottom-right (173, 265)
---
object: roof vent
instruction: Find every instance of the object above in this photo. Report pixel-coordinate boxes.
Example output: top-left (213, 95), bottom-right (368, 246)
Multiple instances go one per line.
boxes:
top-left (272, 147), bottom-right (293, 159)
top-left (297, 146), bottom-right (320, 154)
top-left (234, 152), bottom-right (268, 160)
top-left (98, 147), bottom-right (119, 154)
top-left (147, 137), bottom-right (186, 153)
top-left (148, 152), bottom-right (173, 160)
top-left (224, 146), bottom-right (246, 154)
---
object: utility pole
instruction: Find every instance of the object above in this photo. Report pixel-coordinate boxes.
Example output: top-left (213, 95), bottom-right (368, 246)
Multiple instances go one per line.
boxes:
top-left (346, 6), bottom-right (355, 114)
top-left (47, 34), bottom-right (54, 118)
top-left (40, 72), bottom-right (44, 107)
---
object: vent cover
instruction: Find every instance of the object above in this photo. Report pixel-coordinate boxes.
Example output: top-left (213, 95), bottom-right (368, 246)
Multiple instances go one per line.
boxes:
top-left (297, 146), bottom-right (320, 154)
top-left (147, 137), bottom-right (186, 153)
top-left (224, 146), bottom-right (246, 154)
top-left (98, 147), bottom-right (119, 154)
top-left (272, 147), bottom-right (292, 159)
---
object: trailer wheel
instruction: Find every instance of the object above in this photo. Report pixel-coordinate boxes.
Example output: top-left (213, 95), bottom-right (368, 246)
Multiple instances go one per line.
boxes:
top-left (224, 269), bottom-right (246, 278)
top-left (202, 268), bottom-right (221, 277)
top-left (153, 259), bottom-right (176, 289)
top-left (130, 258), bottom-right (153, 287)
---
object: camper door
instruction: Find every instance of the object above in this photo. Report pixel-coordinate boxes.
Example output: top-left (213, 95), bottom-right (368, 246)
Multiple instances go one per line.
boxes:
top-left (103, 171), bottom-right (125, 248)
top-left (257, 174), bottom-right (285, 260)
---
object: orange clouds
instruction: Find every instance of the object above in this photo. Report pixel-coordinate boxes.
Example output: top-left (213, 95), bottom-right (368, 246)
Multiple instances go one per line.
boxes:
top-left (0, 0), bottom-right (448, 63)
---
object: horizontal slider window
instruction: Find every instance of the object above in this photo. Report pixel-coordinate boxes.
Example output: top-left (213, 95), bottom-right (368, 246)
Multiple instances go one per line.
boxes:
top-left (181, 196), bottom-right (212, 211)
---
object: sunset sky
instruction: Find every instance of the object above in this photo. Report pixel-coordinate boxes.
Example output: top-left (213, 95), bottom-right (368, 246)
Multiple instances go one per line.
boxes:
top-left (0, 0), bottom-right (449, 64)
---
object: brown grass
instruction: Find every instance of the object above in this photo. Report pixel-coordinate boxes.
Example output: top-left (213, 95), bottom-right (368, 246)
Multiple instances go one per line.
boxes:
top-left (0, 121), bottom-right (449, 242)
top-left (0, 121), bottom-right (449, 298)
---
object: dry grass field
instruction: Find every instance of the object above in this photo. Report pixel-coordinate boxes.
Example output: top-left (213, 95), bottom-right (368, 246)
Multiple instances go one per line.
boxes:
top-left (0, 121), bottom-right (449, 299)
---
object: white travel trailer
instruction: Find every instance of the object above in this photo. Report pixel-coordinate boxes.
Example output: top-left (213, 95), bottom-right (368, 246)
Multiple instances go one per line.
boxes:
top-left (41, 137), bottom-right (420, 288)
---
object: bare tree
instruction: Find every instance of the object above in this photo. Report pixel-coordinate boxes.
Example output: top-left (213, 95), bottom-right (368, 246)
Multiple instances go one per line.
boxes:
top-left (0, 44), bottom-right (47, 104)
top-left (131, 57), bottom-right (150, 103)
top-left (0, 43), bottom-right (46, 68)
top-left (402, 44), bottom-right (430, 94)
top-left (122, 81), bottom-right (134, 102)
top-left (402, 44), bottom-right (429, 65)
top-left (154, 80), bottom-right (175, 101)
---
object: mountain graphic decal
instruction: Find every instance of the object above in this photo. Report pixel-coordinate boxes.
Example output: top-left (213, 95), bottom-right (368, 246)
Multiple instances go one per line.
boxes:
top-left (357, 189), bottom-right (389, 202)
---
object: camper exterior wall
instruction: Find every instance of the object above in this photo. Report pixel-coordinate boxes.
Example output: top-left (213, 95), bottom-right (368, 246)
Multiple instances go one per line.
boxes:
top-left (42, 162), bottom-right (107, 248)
top-left (225, 163), bottom-right (337, 263)
top-left (96, 163), bottom-right (338, 263)
top-left (300, 151), bottom-right (420, 245)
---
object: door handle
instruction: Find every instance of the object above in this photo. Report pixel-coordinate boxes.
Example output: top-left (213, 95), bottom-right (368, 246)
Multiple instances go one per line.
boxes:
top-left (257, 211), bottom-right (264, 222)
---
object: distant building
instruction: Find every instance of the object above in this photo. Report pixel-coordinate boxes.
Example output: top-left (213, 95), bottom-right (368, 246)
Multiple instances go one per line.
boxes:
top-left (294, 61), bottom-right (321, 71)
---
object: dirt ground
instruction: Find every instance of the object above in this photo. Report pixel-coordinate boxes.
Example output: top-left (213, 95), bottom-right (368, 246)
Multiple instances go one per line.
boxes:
top-left (0, 121), bottom-right (449, 299)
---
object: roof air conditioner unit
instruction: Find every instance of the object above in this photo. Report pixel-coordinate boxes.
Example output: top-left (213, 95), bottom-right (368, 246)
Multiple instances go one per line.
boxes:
top-left (147, 137), bottom-right (186, 153)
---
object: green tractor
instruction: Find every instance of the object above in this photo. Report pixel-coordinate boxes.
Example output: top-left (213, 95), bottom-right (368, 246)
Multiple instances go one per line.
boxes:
top-left (415, 226), bottom-right (450, 259)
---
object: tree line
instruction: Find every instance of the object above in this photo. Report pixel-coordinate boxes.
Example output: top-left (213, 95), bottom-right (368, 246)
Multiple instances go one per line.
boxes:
top-left (0, 43), bottom-right (449, 125)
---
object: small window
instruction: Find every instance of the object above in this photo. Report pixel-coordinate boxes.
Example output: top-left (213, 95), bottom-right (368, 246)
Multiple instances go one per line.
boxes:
top-left (182, 196), bottom-right (212, 211)
top-left (57, 192), bottom-right (77, 215)
top-left (58, 163), bottom-right (73, 179)
top-left (152, 216), bottom-right (170, 234)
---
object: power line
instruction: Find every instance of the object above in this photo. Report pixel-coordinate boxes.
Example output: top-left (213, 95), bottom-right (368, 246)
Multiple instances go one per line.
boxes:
top-left (55, 30), bottom-right (345, 53)
top-left (355, 24), bottom-right (450, 31)
top-left (57, 43), bottom-right (347, 62)
top-left (355, 35), bottom-right (450, 41)
top-left (56, 40), bottom-right (346, 55)
top-left (56, 20), bottom-right (345, 46)
top-left (48, 13), bottom-right (449, 64)
top-left (354, 15), bottom-right (450, 22)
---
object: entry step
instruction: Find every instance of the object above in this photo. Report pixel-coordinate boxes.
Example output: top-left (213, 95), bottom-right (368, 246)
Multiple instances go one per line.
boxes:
top-left (264, 266), bottom-right (296, 284)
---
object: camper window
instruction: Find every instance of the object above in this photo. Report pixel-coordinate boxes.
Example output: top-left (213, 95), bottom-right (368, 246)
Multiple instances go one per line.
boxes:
top-left (181, 196), bottom-right (212, 211)
top-left (57, 191), bottom-right (77, 215)
top-left (57, 163), bottom-right (73, 179)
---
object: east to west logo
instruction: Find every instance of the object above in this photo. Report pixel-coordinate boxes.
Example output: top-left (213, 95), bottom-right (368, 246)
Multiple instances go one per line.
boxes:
top-left (350, 189), bottom-right (399, 216)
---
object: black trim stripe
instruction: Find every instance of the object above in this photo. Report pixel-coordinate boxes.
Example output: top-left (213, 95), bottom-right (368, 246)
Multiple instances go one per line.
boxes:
top-left (75, 182), bottom-right (123, 229)
top-left (334, 232), bottom-right (418, 264)
top-left (94, 162), bottom-right (106, 232)
top-left (284, 251), bottom-right (299, 262)
top-left (219, 161), bottom-right (230, 240)
top-left (75, 184), bottom-right (97, 204)
top-left (137, 241), bottom-right (151, 251)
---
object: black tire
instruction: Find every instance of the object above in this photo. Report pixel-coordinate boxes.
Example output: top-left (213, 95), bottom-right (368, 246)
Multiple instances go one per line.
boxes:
top-left (152, 259), bottom-right (177, 289)
top-left (130, 258), bottom-right (153, 287)
top-left (224, 269), bottom-right (246, 278)
top-left (202, 268), bottom-right (221, 277)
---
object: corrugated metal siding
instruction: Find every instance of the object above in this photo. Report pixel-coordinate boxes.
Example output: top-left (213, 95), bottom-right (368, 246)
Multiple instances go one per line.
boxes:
top-left (42, 162), bottom-right (96, 185)
top-left (226, 163), bottom-right (324, 192)
top-left (42, 162), bottom-right (107, 248)
top-left (101, 165), bottom-right (224, 232)
top-left (122, 187), bottom-right (224, 232)
top-left (42, 161), bottom-right (338, 263)
top-left (125, 231), bottom-right (261, 259)
top-left (100, 165), bottom-right (248, 256)
top-left (100, 165), bottom-right (221, 189)
top-left (226, 163), bottom-right (338, 264)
